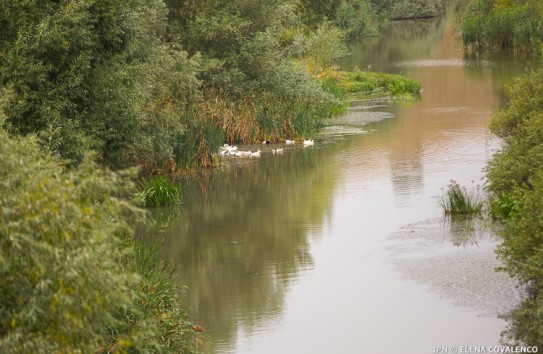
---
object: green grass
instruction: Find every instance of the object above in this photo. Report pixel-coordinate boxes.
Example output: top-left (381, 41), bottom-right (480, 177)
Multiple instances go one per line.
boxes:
top-left (318, 69), bottom-right (421, 101)
top-left (135, 176), bottom-right (181, 207)
top-left (439, 180), bottom-right (484, 215)
top-left (343, 70), bottom-right (421, 98)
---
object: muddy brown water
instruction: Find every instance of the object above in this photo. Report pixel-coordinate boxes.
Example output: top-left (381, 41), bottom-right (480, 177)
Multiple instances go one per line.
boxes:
top-left (138, 1), bottom-right (533, 352)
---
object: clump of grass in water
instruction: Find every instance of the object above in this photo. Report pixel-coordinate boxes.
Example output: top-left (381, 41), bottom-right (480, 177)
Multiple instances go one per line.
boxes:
top-left (439, 180), bottom-right (484, 215)
top-left (135, 176), bottom-right (181, 207)
top-left (318, 68), bottom-right (421, 99)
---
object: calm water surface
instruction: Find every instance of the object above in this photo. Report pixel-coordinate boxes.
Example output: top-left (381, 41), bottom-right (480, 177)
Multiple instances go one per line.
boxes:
top-left (139, 1), bottom-right (532, 352)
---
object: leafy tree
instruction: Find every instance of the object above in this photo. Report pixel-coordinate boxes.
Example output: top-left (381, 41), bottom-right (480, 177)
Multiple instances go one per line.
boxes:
top-left (371, 0), bottom-right (444, 19)
top-left (0, 0), bottom-right (198, 169)
top-left (298, 0), bottom-right (343, 25)
top-left (336, 0), bottom-right (381, 38)
top-left (0, 128), bottom-right (198, 352)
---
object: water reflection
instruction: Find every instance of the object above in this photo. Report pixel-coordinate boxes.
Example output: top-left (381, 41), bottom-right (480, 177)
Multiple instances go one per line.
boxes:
top-left (345, 17), bottom-right (446, 73)
top-left (138, 146), bottom-right (340, 352)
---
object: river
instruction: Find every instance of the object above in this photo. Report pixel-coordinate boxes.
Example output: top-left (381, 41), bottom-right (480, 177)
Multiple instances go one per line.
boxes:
top-left (139, 1), bottom-right (532, 353)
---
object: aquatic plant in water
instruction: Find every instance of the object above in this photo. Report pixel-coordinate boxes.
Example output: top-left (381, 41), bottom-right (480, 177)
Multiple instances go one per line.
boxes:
top-left (319, 69), bottom-right (421, 100)
top-left (135, 176), bottom-right (181, 207)
top-left (439, 180), bottom-right (484, 215)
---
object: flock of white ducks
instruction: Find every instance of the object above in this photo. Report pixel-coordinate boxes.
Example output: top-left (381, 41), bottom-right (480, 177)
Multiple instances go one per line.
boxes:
top-left (219, 139), bottom-right (314, 158)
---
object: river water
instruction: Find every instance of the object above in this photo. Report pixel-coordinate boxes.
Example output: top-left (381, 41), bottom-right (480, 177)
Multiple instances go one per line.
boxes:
top-left (139, 1), bottom-right (532, 353)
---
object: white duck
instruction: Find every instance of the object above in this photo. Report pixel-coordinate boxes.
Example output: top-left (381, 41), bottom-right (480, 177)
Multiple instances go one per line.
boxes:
top-left (285, 139), bottom-right (295, 145)
top-left (272, 148), bottom-right (284, 154)
top-left (303, 139), bottom-right (314, 146)
top-left (250, 150), bottom-right (261, 157)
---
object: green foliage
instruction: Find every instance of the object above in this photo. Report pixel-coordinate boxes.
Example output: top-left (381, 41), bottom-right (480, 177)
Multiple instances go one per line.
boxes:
top-left (320, 69), bottom-right (421, 99)
top-left (175, 110), bottom-right (225, 169)
top-left (298, 0), bottom-right (343, 25)
top-left (291, 21), bottom-right (349, 73)
top-left (486, 69), bottom-right (543, 194)
top-left (371, 0), bottom-right (444, 19)
top-left (166, 0), bottom-right (351, 154)
top-left (320, 78), bottom-right (348, 115)
top-left (336, 0), bottom-right (381, 38)
top-left (486, 68), bottom-right (543, 346)
top-left (462, 0), bottom-right (543, 53)
top-left (0, 0), bottom-right (199, 169)
top-left (135, 176), bottom-right (182, 208)
top-left (0, 130), bottom-right (197, 352)
top-left (439, 180), bottom-right (484, 215)
top-left (1, 0), bottom-right (386, 173)
top-left (496, 172), bottom-right (543, 347)
top-left (489, 192), bottom-right (514, 220)
top-left (504, 285), bottom-right (543, 347)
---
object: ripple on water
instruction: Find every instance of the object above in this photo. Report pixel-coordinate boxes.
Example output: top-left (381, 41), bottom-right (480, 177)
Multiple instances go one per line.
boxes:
top-left (397, 58), bottom-right (495, 68)
top-left (330, 111), bottom-right (394, 127)
top-left (388, 218), bottom-right (523, 317)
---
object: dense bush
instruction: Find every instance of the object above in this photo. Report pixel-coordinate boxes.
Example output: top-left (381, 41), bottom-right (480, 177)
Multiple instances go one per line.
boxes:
top-left (333, 0), bottom-right (382, 38)
top-left (0, 0), bottom-right (200, 169)
top-left (462, 0), bottom-right (543, 53)
top-left (486, 69), bottom-right (543, 195)
top-left (371, 0), bottom-right (444, 19)
top-left (486, 69), bottom-right (543, 346)
top-left (0, 129), bottom-right (198, 352)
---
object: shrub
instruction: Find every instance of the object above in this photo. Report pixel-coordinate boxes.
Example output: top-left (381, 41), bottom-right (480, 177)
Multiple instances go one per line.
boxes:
top-left (336, 0), bottom-right (381, 38)
top-left (486, 69), bottom-right (543, 195)
top-left (489, 192), bottom-right (515, 220)
top-left (0, 0), bottom-right (199, 169)
top-left (291, 21), bottom-right (349, 73)
top-left (0, 129), bottom-right (197, 352)
top-left (486, 68), bottom-right (543, 346)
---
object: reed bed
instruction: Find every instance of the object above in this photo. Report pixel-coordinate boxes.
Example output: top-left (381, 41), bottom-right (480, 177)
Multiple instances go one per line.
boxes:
top-left (201, 90), bottom-right (328, 144)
